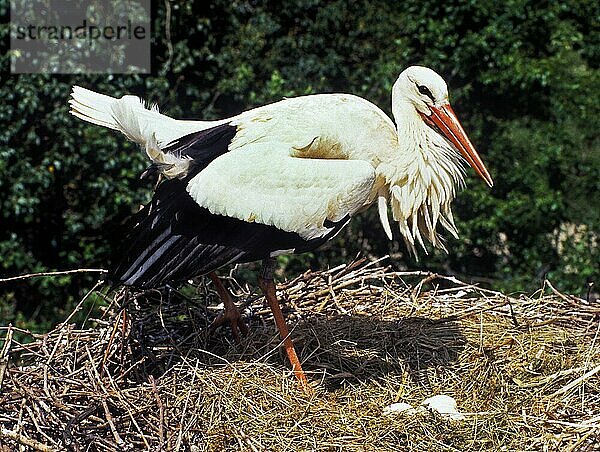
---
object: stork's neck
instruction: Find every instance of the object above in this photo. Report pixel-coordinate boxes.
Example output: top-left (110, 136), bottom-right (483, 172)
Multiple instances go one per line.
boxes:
top-left (376, 99), bottom-right (465, 254)
top-left (378, 100), bottom-right (446, 183)
top-left (393, 100), bottom-right (429, 156)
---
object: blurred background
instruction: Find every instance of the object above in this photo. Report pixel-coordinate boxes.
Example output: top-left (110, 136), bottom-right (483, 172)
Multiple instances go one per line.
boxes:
top-left (1, 0), bottom-right (598, 333)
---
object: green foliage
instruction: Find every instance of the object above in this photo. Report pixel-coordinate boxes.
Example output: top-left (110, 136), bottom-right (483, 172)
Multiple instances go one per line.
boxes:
top-left (1, 0), bottom-right (598, 331)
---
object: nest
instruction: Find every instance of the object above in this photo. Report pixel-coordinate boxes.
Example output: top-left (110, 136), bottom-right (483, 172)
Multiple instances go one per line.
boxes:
top-left (0, 258), bottom-right (599, 451)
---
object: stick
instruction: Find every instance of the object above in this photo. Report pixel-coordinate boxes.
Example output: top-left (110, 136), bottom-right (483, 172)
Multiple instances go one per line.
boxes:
top-left (63, 404), bottom-right (98, 451)
top-left (0, 268), bottom-right (107, 284)
top-left (0, 427), bottom-right (59, 452)
top-left (59, 280), bottom-right (104, 328)
top-left (102, 400), bottom-right (125, 446)
top-left (550, 363), bottom-right (600, 398)
top-left (174, 359), bottom-right (199, 452)
top-left (99, 311), bottom-right (121, 377)
top-left (0, 325), bottom-right (13, 391)
top-left (545, 279), bottom-right (583, 304)
top-left (149, 375), bottom-right (165, 451)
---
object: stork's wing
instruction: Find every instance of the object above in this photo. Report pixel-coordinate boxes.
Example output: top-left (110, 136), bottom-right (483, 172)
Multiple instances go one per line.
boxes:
top-left (110, 177), bottom-right (351, 288)
top-left (110, 123), bottom-right (376, 288)
top-left (186, 143), bottom-right (376, 240)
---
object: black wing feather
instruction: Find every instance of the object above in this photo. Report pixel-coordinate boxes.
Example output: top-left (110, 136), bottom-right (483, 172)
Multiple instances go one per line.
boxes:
top-left (141, 122), bottom-right (237, 181)
top-left (110, 178), bottom-right (346, 288)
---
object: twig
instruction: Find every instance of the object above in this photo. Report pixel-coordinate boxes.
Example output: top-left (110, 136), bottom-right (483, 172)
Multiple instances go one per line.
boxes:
top-left (174, 359), bottom-right (199, 452)
top-left (100, 311), bottom-right (122, 377)
top-left (565, 428), bottom-right (598, 452)
top-left (0, 427), bottom-right (59, 452)
top-left (545, 279), bottom-right (583, 304)
top-left (102, 400), bottom-right (125, 447)
top-left (411, 272), bottom-right (437, 300)
top-left (24, 404), bottom-right (57, 446)
top-left (59, 280), bottom-right (104, 328)
top-left (0, 324), bottom-right (13, 391)
top-left (161, 0), bottom-right (173, 74)
top-left (0, 268), bottom-right (107, 284)
top-left (63, 404), bottom-right (98, 451)
top-left (550, 363), bottom-right (600, 398)
top-left (105, 369), bottom-right (151, 449)
top-left (149, 375), bottom-right (165, 451)
top-left (45, 326), bottom-right (66, 366)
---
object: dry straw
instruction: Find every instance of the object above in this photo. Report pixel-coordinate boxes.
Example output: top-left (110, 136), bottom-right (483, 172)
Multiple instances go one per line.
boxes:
top-left (0, 258), bottom-right (598, 451)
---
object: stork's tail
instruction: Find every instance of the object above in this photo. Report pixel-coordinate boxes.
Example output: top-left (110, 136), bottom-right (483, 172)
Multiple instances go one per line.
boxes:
top-left (69, 86), bottom-right (159, 144)
top-left (69, 86), bottom-right (197, 178)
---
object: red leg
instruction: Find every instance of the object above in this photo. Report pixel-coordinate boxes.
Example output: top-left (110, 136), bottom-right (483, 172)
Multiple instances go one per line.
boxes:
top-left (208, 272), bottom-right (249, 343)
top-left (259, 277), bottom-right (310, 390)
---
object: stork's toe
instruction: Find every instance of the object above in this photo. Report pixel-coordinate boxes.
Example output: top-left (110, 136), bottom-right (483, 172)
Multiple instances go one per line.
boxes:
top-left (209, 305), bottom-right (249, 343)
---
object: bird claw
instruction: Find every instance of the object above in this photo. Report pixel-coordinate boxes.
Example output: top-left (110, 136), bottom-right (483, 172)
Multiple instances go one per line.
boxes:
top-left (209, 306), bottom-right (249, 343)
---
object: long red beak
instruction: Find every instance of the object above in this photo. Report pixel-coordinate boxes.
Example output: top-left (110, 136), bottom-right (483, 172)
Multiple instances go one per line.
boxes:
top-left (421, 103), bottom-right (494, 187)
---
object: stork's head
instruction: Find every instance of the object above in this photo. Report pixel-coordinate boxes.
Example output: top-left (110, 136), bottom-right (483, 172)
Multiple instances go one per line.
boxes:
top-left (392, 66), bottom-right (494, 187)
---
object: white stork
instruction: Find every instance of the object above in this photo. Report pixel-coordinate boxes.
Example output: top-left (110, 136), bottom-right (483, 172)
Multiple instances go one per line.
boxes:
top-left (69, 66), bottom-right (493, 386)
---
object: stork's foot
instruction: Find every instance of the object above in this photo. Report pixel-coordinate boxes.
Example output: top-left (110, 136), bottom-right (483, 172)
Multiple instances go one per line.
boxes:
top-left (209, 303), bottom-right (249, 344)
top-left (208, 272), bottom-right (249, 343)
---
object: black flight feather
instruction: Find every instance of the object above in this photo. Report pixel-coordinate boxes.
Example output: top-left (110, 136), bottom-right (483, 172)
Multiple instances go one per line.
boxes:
top-left (109, 178), bottom-right (347, 288)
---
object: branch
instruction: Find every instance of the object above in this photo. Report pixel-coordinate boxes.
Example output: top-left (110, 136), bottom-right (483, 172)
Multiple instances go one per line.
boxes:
top-left (161, 0), bottom-right (173, 75)
top-left (0, 427), bottom-right (58, 452)
top-left (550, 363), bottom-right (600, 398)
top-left (0, 268), bottom-right (107, 284)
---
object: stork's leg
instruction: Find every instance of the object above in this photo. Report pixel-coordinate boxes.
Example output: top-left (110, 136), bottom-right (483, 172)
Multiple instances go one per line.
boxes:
top-left (208, 272), bottom-right (249, 343)
top-left (258, 258), bottom-right (309, 388)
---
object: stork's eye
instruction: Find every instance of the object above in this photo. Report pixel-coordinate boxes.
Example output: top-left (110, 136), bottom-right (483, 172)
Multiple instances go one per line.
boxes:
top-left (417, 84), bottom-right (435, 102)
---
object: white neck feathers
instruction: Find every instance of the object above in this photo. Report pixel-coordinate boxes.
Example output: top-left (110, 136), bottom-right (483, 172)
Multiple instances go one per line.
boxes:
top-left (377, 100), bottom-right (465, 256)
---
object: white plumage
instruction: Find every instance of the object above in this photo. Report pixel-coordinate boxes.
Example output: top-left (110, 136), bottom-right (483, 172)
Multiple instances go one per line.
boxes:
top-left (187, 147), bottom-right (375, 240)
top-left (69, 66), bottom-right (493, 256)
